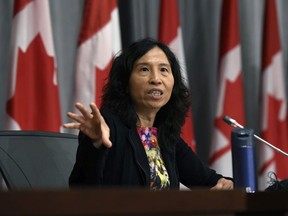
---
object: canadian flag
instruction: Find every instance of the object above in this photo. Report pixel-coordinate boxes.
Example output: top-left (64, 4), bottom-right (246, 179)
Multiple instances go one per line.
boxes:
top-left (6, 0), bottom-right (62, 132)
top-left (258, 0), bottom-right (288, 190)
top-left (73, 0), bottom-right (121, 109)
top-left (158, 0), bottom-right (196, 151)
top-left (209, 0), bottom-right (245, 177)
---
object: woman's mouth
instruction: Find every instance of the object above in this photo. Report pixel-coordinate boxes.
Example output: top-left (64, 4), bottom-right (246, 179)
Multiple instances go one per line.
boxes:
top-left (147, 90), bottom-right (163, 99)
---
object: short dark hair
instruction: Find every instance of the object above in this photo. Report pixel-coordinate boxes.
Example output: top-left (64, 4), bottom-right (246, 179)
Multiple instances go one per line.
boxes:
top-left (101, 38), bottom-right (191, 149)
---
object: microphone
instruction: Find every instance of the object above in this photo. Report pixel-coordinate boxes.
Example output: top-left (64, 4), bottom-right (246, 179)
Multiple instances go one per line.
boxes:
top-left (223, 116), bottom-right (288, 157)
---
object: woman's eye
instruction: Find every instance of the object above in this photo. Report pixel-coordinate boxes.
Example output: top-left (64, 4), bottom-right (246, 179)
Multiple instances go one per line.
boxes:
top-left (141, 67), bottom-right (149, 72)
top-left (160, 67), bottom-right (168, 72)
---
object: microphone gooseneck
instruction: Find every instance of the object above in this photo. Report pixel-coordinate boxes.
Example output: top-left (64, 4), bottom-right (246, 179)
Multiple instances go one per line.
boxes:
top-left (223, 116), bottom-right (244, 128)
top-left (223, 116), bottom-right (288, 157)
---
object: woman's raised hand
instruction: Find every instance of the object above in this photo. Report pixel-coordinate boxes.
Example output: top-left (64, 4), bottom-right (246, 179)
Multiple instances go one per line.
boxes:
top-left (63, 102), bottom-right (112, 148)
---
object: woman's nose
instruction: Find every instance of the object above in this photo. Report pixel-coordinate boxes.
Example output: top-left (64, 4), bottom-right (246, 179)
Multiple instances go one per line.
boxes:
top-left (149, 71), bottom-right (162, 84)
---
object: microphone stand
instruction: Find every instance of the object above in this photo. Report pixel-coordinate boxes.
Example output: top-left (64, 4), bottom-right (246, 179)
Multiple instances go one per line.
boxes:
top-left (223, 116), bottom-right (288, 158)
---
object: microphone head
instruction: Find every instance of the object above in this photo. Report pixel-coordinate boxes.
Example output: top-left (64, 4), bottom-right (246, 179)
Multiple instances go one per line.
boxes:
top-left (223, 116), bottom-right (234, 126)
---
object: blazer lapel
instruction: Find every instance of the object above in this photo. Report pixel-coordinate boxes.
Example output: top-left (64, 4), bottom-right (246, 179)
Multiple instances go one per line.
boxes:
top-left (128, 127), bottom-right (150, 186)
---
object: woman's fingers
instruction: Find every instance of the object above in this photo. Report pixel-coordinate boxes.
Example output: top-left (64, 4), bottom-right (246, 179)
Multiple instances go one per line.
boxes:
top-left (64, 102), bottom-right (99, 128)
top-left (66, 112), bottom-right (84, 123)
top-left (64, 102), bottom-right (95, 126)
top-left (63, 102), bottom-right (112, 149)
top-left (89, 102), bottom-right (98, 113)
top-left (75, 102), bottom-right (93, 120)
top-left (89, 103), bottom-right (101, 122)
top-left (90, 103), bottom-right (112, 148)
top-left (63, 122), bottom-right (81, 129)
top-left (210, 178), bottom-right (234, 190)
top-left (102, 137), bottom-right (112, 148)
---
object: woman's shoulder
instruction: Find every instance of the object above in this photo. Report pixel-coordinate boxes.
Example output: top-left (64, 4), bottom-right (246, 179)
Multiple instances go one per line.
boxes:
top-left (100, 109), bottom-right (127, 128)
top-left (100, 109), bottom-right (120, 123)
top-left (100, 109), bottom-right (119, 120)
top-left (175, 137), bottom-right (197, 154)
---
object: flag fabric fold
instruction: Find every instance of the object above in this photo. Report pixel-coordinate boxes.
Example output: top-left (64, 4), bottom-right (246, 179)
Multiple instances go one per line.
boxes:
top-left (158, 0), bottom-right (196, 151)
top-left (209, 0), bottom-right (245, 177)
top-left (73, 0), bottom-right (121, 110)
top-left (6, 0), bottom-right (61, 132)
top-left (258, 0), bottom-right (288, 190)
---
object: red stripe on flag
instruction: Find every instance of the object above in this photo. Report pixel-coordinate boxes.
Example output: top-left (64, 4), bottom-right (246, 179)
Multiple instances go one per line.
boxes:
top-left (158, 0), bottom-right (178, 44)
top-left (219, 0), bottom-right (240, 56)
top-left (6, 0), bottom-right (62, 132)
top-left (261, 0), bottom-right (281, 70)
top-left (78, 0), bottom-right (117, 45)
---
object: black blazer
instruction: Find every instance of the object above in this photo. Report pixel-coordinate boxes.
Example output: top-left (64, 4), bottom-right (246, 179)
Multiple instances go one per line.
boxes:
top-left (69, 110), bottom-right (223, 189)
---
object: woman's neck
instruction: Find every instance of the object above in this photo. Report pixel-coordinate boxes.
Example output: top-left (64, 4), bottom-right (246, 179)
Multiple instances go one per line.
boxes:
top-left (136, 112), bottom-right (156, 128)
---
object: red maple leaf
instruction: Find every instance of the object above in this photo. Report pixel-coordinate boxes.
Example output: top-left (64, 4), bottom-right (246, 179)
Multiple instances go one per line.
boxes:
top-left (210, 74), bottom-right (245, 163)
top-left (6, 34), bottom-right (61, 131)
